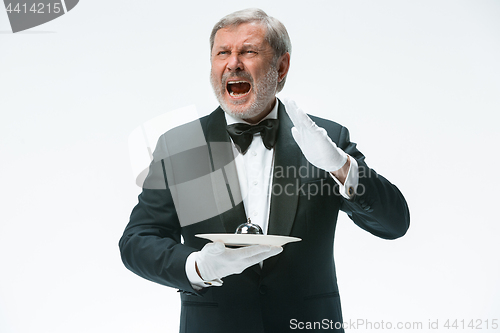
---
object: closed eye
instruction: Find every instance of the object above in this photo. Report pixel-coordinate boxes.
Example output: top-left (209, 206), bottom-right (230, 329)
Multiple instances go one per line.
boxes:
top-left (242, 50), bottom-right (257, 56)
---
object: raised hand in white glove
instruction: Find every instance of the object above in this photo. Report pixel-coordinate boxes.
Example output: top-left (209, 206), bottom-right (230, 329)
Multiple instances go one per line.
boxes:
top-left (194, 241), bottom-right (282, 285)
top-left (283, 99), bottom-right (348, 172)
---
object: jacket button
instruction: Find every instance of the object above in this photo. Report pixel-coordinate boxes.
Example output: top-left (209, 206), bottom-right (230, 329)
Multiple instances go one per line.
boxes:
top-left (259, 285), bottom-right (268, 295)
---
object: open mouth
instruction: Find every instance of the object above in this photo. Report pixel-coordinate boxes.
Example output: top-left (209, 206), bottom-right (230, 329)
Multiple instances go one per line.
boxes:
top-left (227, 80), bottom-right (251, 97)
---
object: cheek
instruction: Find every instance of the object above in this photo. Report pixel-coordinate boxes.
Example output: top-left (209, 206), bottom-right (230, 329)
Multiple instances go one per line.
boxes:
top-left (210, 69), bottom-right (223, 87)
top-left (248, 63), bottom-right (269, 80)
top-left (210, 62), bottom-right (223, 77)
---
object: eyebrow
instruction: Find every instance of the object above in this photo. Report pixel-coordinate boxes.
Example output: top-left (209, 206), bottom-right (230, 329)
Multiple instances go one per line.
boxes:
top-left (241, 43), bottom-right (260, 50)
top-left (214, 43), bottom-right (261, 51)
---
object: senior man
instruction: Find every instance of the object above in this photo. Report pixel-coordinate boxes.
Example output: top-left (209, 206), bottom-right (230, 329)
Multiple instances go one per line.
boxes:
top-left (119, 8), bottom-right (409, 333)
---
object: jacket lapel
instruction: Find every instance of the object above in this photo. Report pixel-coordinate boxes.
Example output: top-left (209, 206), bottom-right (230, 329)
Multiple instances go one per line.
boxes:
top-left (267, 100), bottom-right (301, 237)
top-left (261, 101), bottom-right (302, 274)
top-left (204, 108), bottom-right (247, 233)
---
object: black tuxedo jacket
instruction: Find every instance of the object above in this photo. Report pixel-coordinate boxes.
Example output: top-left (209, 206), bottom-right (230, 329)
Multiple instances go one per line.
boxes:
top-left (119, 100), bottom-right (410, 333)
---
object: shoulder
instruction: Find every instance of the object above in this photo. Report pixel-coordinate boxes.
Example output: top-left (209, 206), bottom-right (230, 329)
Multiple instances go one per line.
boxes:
top-left (151, 109), bottom-right (218, 160)
top-left (158, 107), bottom-right (222, 140)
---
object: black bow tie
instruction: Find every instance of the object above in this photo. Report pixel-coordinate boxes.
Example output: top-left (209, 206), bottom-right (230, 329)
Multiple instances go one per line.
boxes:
top-left (226, 119), bottom-right (279, 154)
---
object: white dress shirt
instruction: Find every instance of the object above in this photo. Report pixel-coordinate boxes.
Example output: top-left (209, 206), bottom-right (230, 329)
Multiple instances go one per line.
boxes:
top-left (185, 99), bottom-right (359, 288)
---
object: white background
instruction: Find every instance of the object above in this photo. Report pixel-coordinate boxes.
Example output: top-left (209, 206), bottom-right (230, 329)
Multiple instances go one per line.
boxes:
top-left (1, 1), bottom-right (499, 332)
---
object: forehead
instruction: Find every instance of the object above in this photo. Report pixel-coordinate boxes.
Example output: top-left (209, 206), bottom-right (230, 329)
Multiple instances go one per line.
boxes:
top-left (213, 22), bottom-right (268, 48)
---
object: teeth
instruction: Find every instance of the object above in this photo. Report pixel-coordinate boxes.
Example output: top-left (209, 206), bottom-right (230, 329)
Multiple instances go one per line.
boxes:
top-left (229, 91), bottom-right (247, 96)
top-left (228, 81), bottom-right (248, 84)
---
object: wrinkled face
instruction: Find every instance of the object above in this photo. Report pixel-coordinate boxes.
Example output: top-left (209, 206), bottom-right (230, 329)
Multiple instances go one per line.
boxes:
top-left (210, 22), bottom-right (284, 123)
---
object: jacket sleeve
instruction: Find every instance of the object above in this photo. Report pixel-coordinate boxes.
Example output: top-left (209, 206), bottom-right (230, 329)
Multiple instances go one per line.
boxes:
top-left (118, 156), bottom-right (201, 294)
top-left (335, 125), bottom-right (410, 239)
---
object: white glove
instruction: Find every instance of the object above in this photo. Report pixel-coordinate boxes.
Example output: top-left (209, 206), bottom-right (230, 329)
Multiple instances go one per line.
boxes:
top-left (194, 242), bottom-right (282, 284)
top-left (283, 99), bottom-right (348, 172)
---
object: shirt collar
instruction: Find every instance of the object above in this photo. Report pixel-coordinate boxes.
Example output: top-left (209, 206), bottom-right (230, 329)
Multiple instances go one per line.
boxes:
top-left (224, 98), bottom-right (279, 126)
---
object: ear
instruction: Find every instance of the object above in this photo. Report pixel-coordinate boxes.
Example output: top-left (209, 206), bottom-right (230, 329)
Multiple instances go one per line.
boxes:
top-left (277, 52), bottom-right (291, 82)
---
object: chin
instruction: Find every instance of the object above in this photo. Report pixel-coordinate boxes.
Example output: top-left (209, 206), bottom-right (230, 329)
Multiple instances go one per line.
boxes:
top-left (222, 107), bottom-right (262, 121)
top-left (220, 100), bottom-right (263, 121)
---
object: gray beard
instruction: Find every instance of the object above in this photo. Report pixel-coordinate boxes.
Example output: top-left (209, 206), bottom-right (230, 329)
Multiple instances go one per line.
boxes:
top-left (210, 66), bottom-right (279, 120)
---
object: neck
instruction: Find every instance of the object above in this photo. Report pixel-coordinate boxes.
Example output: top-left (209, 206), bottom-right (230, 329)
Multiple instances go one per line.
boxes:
top-left (242, 98), bottom-right (277, 124)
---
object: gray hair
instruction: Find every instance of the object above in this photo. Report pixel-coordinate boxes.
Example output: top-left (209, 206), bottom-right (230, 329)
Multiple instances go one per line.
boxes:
top-left (210, 8), bottom-right (292, 93)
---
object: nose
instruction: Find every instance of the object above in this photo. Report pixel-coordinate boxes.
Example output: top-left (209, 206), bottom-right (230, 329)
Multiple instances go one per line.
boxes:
top-left (227, 53), bottom-right (243, 71)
